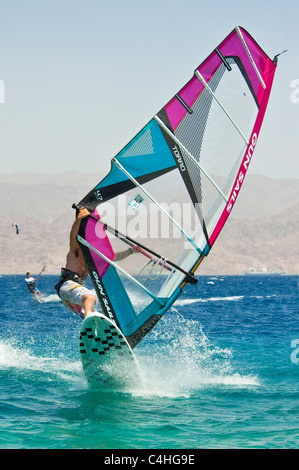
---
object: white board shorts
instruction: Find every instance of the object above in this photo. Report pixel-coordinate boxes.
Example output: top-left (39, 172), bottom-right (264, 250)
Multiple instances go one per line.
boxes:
top-left (59, 280), bottom-right (95, 318)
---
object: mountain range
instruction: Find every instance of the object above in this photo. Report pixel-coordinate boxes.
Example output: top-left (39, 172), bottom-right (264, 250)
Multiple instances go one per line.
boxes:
top-left (0, 171), bottom-right (298, 276)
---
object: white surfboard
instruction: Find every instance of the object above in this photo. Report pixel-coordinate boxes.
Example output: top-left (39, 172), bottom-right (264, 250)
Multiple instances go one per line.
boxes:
top-left (79, 312), bottom-right (140, 387)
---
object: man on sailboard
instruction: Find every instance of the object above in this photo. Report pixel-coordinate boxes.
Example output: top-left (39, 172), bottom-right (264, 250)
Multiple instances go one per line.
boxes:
top-left (25, 272), bottom-right (43, 300)
top-left (55, 206), bottom-right (136, 318)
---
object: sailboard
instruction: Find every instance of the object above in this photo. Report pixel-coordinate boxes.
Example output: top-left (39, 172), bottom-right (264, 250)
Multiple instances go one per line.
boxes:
top-left (79, 312), bottom-right (140, 386)
top-left (76, 27), bottom-right (278, 351)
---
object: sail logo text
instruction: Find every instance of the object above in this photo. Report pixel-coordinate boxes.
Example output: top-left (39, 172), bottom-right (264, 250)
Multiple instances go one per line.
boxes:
top-left (172, 145), bottom-right (186, 171)
top-left (95, 189), bottom-right (103, 201)
top-left (226, 132), bottom-right (258, 213)
top-left (92, 270), bottom-right (114, 321)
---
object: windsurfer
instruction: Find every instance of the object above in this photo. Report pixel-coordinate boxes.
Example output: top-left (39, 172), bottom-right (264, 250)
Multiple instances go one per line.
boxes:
top-left (55, 207), bottom-right (136, 318)
top-left (25, 272), bottom-right (43, 299)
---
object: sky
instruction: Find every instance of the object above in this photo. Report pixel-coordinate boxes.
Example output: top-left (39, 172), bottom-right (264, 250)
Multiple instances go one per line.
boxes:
top-left (0, 0), bottom-right (298, 179)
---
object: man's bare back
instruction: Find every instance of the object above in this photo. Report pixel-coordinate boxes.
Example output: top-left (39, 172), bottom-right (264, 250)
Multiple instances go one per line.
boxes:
top-left (56, 207), bottom-right (96, 317)
top-left (65, 207), bottom-right (91, 279)
top-left (65, 248), bottom-right (88, 280)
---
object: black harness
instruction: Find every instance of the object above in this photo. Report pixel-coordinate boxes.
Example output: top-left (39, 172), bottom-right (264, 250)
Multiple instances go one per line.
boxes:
top-left (54, 268), bottom-right (84, 295)
top-left (27, 281), bottom-right (36, 293)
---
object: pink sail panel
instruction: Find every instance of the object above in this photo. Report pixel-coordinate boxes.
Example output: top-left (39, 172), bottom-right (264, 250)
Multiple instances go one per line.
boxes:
top-left (85, 208), bottom-right (115, 278)
top-left (217, 28), bottom-right (272, 104)
top-left (164, 27), bottom-right (273, 131)
top-left (165, 75), bottom-right (205, 130)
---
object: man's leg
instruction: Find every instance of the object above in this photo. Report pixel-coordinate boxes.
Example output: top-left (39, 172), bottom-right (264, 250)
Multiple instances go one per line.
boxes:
top-left (82, 294), bottom-right (96, 317)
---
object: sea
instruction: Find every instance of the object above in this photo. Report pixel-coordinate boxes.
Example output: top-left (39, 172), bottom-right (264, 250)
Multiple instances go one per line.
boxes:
top-left (0, 274), bottom-right (298, 451)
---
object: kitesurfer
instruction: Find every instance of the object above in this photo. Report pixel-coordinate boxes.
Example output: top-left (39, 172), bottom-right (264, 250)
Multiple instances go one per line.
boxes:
top-left (25, 272), bottom-right (43, 299)
top-left (12, 223), bottom-right (20, 234)
top-left (55, 207), bottom-right (136, 318)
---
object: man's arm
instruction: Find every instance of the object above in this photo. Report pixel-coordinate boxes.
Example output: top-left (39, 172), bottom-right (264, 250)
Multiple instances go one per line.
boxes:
top-left (114, 247), bottom-right (138, 261)
top-left (69, 207), bottom-right (90, 251)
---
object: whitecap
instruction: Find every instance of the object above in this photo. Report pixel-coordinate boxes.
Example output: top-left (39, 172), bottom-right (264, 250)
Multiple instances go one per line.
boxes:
top-left (176, 296), bottom-right (244, 306)
top-left (131, 311), bottom-right (258, 398)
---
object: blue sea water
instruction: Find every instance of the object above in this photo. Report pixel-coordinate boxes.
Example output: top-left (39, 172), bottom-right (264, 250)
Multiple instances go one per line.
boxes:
top-left (0, 274), bottom-right (298, 449)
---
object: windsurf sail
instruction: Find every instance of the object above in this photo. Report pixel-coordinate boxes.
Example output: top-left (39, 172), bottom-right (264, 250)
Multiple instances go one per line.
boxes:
top-left (76, 26), bottom-right (278, 348)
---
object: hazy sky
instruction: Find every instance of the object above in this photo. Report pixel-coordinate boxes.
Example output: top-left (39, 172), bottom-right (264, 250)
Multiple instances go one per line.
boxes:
top-left (0, 0), bottom-right (298, 178)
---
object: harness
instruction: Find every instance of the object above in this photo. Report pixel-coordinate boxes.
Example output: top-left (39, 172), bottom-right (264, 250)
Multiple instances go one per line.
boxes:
top-left (27, 281), bottom-right (37, 293)
top-left (54, 268), bottom-right (84, 295)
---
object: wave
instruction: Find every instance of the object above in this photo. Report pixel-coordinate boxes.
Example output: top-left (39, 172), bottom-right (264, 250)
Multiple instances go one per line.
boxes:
top-left (132, 311), bottom-right (260, 398)
top-left (0, 340), bottom-right (84, 387)
top-left (176, 293), bottom-right (278, 306)
top-left (176, 296), bottom-right (244, 306)
top-left (37, 294), bottom-right (61, 303)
